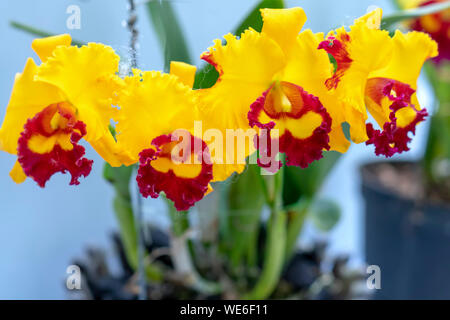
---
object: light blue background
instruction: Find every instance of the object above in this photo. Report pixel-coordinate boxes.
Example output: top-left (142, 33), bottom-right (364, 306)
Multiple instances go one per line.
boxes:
top-left (0, 0), bottom-right (432, 299)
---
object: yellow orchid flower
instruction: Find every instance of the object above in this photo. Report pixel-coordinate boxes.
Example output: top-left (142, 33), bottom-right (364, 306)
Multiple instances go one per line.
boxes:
top-left (197, 7), bottom-right (339, 180)
top-left (115, 62), bottom-right (213, 211)
top-left (0, 34), bottom-right (125, 187)
top-left (319, 8), bottom-right (438, 156)
top-left (398, 0), bottom-right (449, 63)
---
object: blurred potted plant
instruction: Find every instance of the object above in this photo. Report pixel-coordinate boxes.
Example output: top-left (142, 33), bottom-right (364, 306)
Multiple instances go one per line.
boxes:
top-left (361, 0), bottom-right (450, 299)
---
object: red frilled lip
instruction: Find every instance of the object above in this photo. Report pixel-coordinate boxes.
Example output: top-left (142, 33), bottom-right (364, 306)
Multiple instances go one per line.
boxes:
top-left (318, 34), bottom-right (353, 90)
top-left (136, 131), bottom-right (213, 211)
top-left (248, 81), bottom-right (332, 170)
top-left (410, 0), bottom-right (450, 63)
top-left (17, 103), bottom-right (93, 187)
top-left (365, 78), bottom-right (428, 157)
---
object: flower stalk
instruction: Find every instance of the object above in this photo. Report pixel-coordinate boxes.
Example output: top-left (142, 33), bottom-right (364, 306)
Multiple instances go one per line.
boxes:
top-left (285, 197), bottom-right (310, 260)
top-left (126, 0), bottom-right (150, 299)
top-left (103, 163), bottom-right (163, 282)
top-left (243, 158), bottom-right (287, 299)
top-left (167, 199), bottom-right (222, 295)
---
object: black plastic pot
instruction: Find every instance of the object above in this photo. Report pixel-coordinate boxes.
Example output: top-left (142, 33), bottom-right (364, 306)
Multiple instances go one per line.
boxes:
top-left (361, 161), bottom-right (450, 299)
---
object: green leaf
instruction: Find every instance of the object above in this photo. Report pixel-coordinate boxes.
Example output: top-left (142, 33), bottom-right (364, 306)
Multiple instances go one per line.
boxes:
top-left (285, 197), bottom-right (311, 258)
top-left (10, 21), bottom-right (85, 47)
top-left (113, 195), bottom-right (138, 268)
top-left (103, 163), bottom-right (134, 200)
top-left (283, 151), bottom-right (342, 206)
top-left (194, 0), bottom-right (284, 89)
top-left (424, 113), bottom-right (450, 182)
top-left (193, 64), bottom-right (220, 90)
top-left (166, 198), bottom-right (190, 237)
top-left (423, 63), bottom-right (450, 183)
top-left (224, 165), bottom-right (266, 268)
top-left (309, 199), bottom-right (341, 232)
top-left (146, 0), bottom-right (191, 69)
top-left (242, 209), bottom-right (286, 299)
top-left (104, 162), bottom-right (163, 281)
top-left (381, 1), bottom-right (450, 29)
top-left (234, 0), bottom-right (284, 36)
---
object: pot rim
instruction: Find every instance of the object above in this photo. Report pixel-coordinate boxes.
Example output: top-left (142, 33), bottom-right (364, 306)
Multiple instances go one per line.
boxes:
top-left (360, 160), bottom-right (450, 211)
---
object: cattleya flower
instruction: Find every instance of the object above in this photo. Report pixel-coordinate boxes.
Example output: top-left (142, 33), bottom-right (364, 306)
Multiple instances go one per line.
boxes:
top-left (0, 7), bottom-right (439, 212)
top-left (198, 7), bottom-right (342, 178)
top-left (0, 34), bottom-right (124, 187)
top-left (115, 62), bottom-right (213, 211)
top-left (398, 0), bottom-right (450, 63)
top-left (319, 8), bottom-right (438, 156)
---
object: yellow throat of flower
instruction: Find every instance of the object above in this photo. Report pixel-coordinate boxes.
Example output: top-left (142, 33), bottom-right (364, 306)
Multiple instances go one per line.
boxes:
top-left (272, 82), bottom-right (293, 113)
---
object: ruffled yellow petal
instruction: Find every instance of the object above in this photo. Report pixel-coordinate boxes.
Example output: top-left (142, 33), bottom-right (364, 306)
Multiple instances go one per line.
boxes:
top-left (365, 81), bottom-right (392, 127)
top-left (35, 43), bottom-right (121, 142)
top-left (337, 18), bottom-right (392, 114)
top-left (281, 30), bottom-right (333, 94)
top-left (367, 31), bottom-right (438, 130)
top-left (369, 31), bottom-right (438, 89)
top-left (354, 7), bottom-right (382, 29)
top-left (322, 9), bottom-right (393, 143)
top-left (116, 70), bottom-right (198, 165)
top-left (261, 7), bottom-right (307, 54)
top-left (170, 61), bottom-right (196, 88)
top-left (90, 133), bottom-right (131, 167)
top-left (329, 124), bottom-right (351, 153)
top-left (10, 160), bottom-right (27, 184)
top-left (205, 184), bottom-right (214, 196)
top-left (281, 30), bottom-right (350, 152)
top-left (198, 29), bottom-right (285, 181)
top-left (31, 34), bottom-right (72, 62)
top-left (201, 29), bottom-right (285, 85)
top-left (0, 58), bottom-right (64, 154)
top-left (346, 106), bottom-right (368, 143)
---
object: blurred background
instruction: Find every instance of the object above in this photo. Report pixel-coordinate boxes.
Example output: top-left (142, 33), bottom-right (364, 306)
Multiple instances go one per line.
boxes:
top-left (0, 0), bottom-right (435, 299)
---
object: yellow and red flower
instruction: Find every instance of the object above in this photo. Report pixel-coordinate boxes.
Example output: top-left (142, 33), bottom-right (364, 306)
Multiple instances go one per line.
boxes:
top-left (0, 6), bottom-right (440, 211)
top-left (115, 62), bottom-right (213, 211)
top-left (198, 7), bottom-right (340, 177)
top-left (0, 34), bottom-right (125, 187)
top-left (318, 9), bottom-right (438, 156)
top-left (398, 0), bottom-right (450, 63)
top-left (136, 132), bottom-right (212, 211)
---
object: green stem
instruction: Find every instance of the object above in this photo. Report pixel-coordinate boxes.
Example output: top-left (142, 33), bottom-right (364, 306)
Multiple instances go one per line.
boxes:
top-left (104, 164), bottom-right (163, 282)
top-left (113, 194), bottom-right (138, 267)
top-left (166, 199), bottom-right (222, 295)
top-left (243, 208), bottom-right (286, 299)
top-left (243, 163), bottom-right (287, 299)
top-left (381, 1), bottom-right (450, 29)
top-left (273, 163), bottom-right (284, 211)
top-left (246, 222), bottom-right (260, 268)
top-left (285, 198), bottom-right (311, 260)
top-left (168, 205), bottom-right (190, 237)
top-left (114, 194), bottom-right (162, 281)
top-left (257, 173), bottom-right (272, 207)
top-left (10, 21), bottom-right (85, 47)
top-left (134, 189), bottom-right (148, 299)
